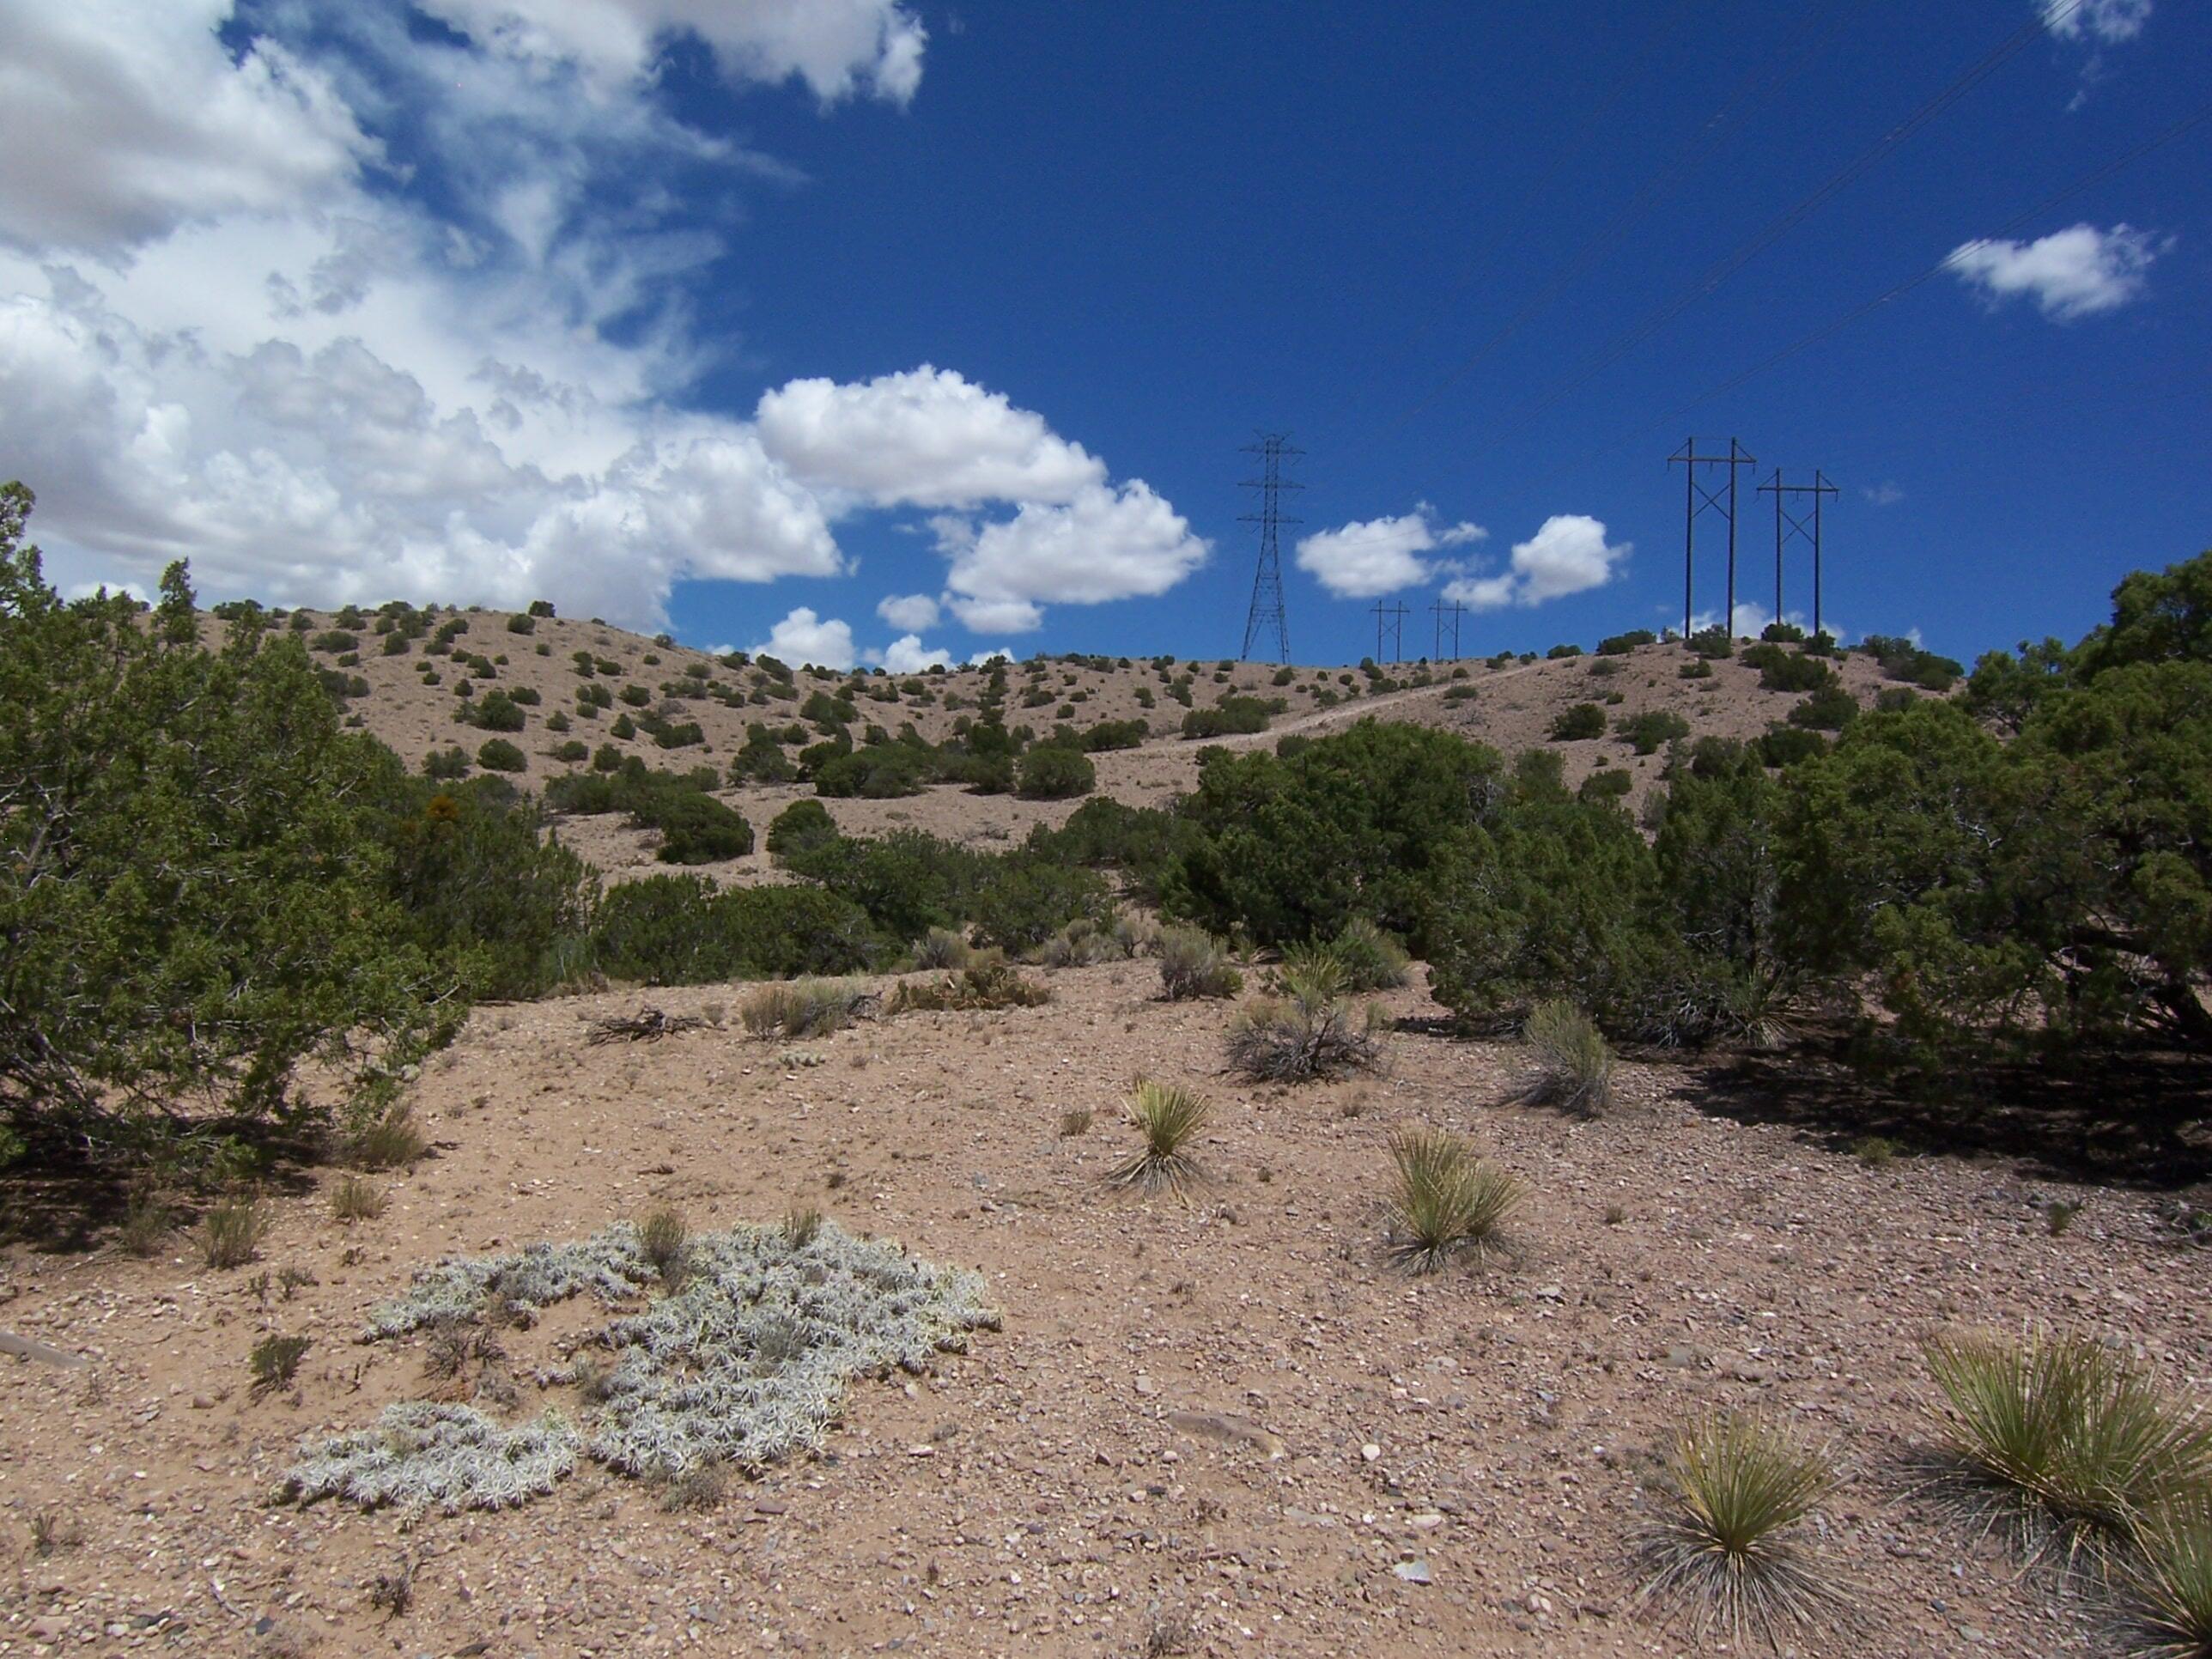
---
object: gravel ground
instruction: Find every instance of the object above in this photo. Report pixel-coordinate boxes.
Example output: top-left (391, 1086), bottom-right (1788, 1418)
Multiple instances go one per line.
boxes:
top-left (5, 958), bottom-right (2206, 1658)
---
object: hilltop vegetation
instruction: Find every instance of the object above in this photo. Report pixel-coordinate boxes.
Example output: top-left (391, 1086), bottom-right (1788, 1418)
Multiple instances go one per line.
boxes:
top-left (3, 476), bottom-right (2208, 1181)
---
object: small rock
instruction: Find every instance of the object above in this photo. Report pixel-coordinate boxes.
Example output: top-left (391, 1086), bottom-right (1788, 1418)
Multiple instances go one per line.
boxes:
top-left (1392, 1559), bottom-right (1433, 1585)
top-left (1360, 1443), bottom-right (1382, 1463)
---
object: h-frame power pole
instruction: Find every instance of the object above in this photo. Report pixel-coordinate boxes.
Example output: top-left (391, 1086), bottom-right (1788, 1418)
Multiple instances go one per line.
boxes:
top-left (1372, 599), bottom-right (1410, 665)
top-left (1431, 597), bottom-right (1466, 661)
top-left (1239, 434), bottom-right (1303, 663)
top-left (1756, 469), bottom-right (1838, 640)
top-left (1668, 437), bottom-right (1757, 638)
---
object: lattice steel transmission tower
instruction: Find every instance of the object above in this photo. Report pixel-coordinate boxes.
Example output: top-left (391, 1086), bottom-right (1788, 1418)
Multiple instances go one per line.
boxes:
top-left (1238, 434), bottom-right (1302, 663)
top-left (1668, 437), bottom-right (1757, 638)
top-left (1756, 469), bottom-right (1838, 639)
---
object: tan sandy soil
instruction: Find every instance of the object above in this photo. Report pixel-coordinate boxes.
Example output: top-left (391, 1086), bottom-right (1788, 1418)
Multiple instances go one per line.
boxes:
top-left (5, 958), bottom-right (2206, 1658)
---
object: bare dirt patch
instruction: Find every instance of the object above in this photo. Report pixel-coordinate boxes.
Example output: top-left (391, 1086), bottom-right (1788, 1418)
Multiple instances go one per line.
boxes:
top-left (5, 960), bottom-right (2205, 1656)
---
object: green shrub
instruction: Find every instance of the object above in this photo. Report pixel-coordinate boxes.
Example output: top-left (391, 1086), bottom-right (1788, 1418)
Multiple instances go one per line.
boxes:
top-left (911, 927), bottom-right (971, 970)
top-left (423, 744), bottom-right (471, 780)
top-left (1617, 709), bottom-right (1690, 754)
top-left (766, 798), bottom-right (837, 858)
top-left (0, 495), bottom-right (456, 1159)
top-left (1787, 684), bottom-right (1859, 732)
top-left (886, 957), bottom-right (1051, 1013)
top-left (1547, 642), bottom-right (1583, 659)
top-left (1600, 629), bottom-right (1657, 655)
top-left (250, 1333), bottom-right (313, 1397)
top-left (1016, 744), bottom-right (1096, 799)
top-left (331, 1174), bottom-right (385, 1223)
top-left (464, 690), bottom-right (527, 732)
top-left (476, 737), bottom-right (526, 772)
top-left (2117, 1494), bottom-right (2212, 1659)
top-left (636, 1204), bottom-right (690, 1288)
top-left (349, 1103), bottom-right (429, 1170)
top-left (1579, 767), bottom-right (1633, 803)
top-left (1322, 917), bottom-right (1410, 991)
top-left (1549, 702), bottom-right (1607, 741)
top-left (506, 612), bottom-right (536, 635)
top-left (1181, 696), bottom-right (1270, 739)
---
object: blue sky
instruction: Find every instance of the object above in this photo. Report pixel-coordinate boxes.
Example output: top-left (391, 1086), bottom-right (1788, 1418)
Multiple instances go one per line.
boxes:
top-left (1, 2), bottom-right (2203, 669)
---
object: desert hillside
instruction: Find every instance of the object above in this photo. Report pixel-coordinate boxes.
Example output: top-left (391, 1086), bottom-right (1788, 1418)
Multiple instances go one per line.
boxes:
top-left (270, 600), bottom-right (1917, 880)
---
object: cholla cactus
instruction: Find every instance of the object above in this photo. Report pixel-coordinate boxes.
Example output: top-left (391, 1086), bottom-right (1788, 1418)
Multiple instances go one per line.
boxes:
top-left (291, 1219), bottom-right (995, 1513)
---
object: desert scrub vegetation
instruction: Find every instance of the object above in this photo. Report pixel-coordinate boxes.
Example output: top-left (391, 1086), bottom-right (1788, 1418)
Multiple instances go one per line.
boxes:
top-left (284, 1218), bottom-right (994, 1513)
top-left (1039, 915), bottom-right (1137, 968)
top-left (635, 1204), bottom-right (690, 1288)
top-left (1158, 926), bottom-right (1243, 1000)
top-left (250, 1333), bottom-right (313, 1398)
top-left (1384, 1128), bottom-right (1523, 1272)
top-left (1108, 1080), bottom-right (1209, 1193)
top-left (198, 1198), bottom-right (267, 1269)
top-left (1226, 959), bottom-right (1384, 1082)
top-left (347, 1103), bottom-right (430, 1170)
top-left (1520, 1000), bottom-right (1616, 1114)
top-left (1634, 1412), bottom-right (1852, 1647)
top-left (740, 978), bottom-right (873, 1039)
top-left (910, 926), bottom-right (971, 969)
top-left (886, 957), bottom-right (1051, 1013)
top-left (1920, 1328), bottom-right (2212, 1563)
top-left (330, 1174), bottom-right (386, 1223)
top-left (2116, 1492), bottom-right (2212, 1659)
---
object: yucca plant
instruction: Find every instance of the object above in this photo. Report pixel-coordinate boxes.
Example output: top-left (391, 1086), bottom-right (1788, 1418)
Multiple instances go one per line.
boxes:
top-left (1109, 1081), bottom-right (1209, 1193)
top-left (1158, 927), bottom-right (1243, 1001)
top-left (1386, 1129), bottom-right (1524, 1273)
top-left (1922, 1329), bottom-right (2212, 1563)
top-left (1635, 1412), bottom-right (1851, 1645)
top-left (2118, 1492), bottom-right (2212, 1659)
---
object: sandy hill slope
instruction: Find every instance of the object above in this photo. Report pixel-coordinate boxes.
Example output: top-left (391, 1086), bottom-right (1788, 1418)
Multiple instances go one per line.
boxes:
top-left (268, 603), bottom-right (1914, 882)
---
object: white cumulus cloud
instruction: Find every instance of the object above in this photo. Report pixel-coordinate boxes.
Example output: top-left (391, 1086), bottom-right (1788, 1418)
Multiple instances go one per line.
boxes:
top-left (1443, 514), bottom-right (1631, 611)
top-left (2042, 0), bottom-right (2152, 42)
top-left (1294, 507), bottom-right (1485, 599)
top-left (413, 0), bottom-right (927, 105)
top-left (876, 592), bottom-right (941, 631)
top-left (757, 366), bottom-right (1105, 510)
top-left (0, 1), bottom-right (377, 255)
top-left (1945, 223), bottom-right (2160, 319)
top-left (878, 633), bottom-right (951, 672)
top-left (753, 605), bottom-right (856, 671)
top-left (937, 482), bottom-right (1208, 631)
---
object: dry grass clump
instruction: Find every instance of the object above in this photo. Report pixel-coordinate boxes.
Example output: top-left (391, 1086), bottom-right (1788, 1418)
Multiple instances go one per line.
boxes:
top-left (658, 1458), bottom-right (730, 1513)
top-left (1385, 1128), bottom-right (1523, 1272)
top-left (741, 978), bottom-right (872, 1038)
top-left (1058, 1106), bottom-right (1093, 1138)
top-left (2117, 1492), bottom-right (2212, 1659)
top-left (118, 1188), bottom-right (173, 1257)
top-left (199, 1198), bottom-right (268, 1269)
top-left (886, 957), bottom-right (1052, 1013)
top-left (1040, 917), bottom-right (1133, 969)
top-left (781, 1204), bottom-right (823, 1248)
top-left (1922, 1329), bottom-right (2212, 1563)
top-left (636, 1204), bottom-right (690, 1288)
top-left (1225, 961), bottom-right (1383, 1083)
top-left (330, 1174), bottom-right (386, 1224)
top-left (1108, 1081), bottom-right (1209, 1194)
top-left (349, 1103), bottom-right (431, 1170)
top-left (1158, 927), bottom-right (1243, 1001)
top-left (250, 1334), bottom-right (313, 1398)
top-left (1521, 999), bottom-right (1615, 1115)
top-left (1634, 1412), bottom-right (1852, 1646)
top-left (911, 927), bottom-right (971, 970)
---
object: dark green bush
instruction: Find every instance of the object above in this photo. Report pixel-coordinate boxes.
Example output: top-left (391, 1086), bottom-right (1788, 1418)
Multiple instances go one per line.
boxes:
top-left (1599, 629), bottom-right (1657, 655)
top-left (476, 738), bottom-right (526, 772)
top-left (1016, 745), bottom-right (1096, 799)
top-left (766, 799), bottom-right (836, 858)
top-left (1549, 702), bottom-right (1607, 741)
top-left (464, 690), bottom-right (526, 732)
top-left (1181, 696), bottom-right (1268, 739)
top-left (1616, 710), bottom-right (1691, 754)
